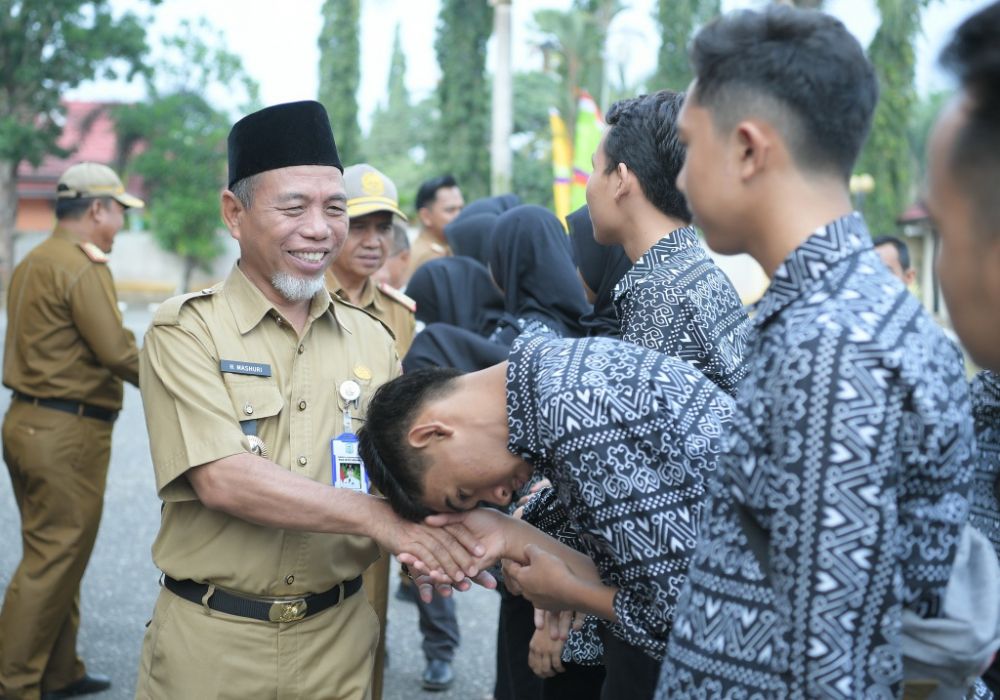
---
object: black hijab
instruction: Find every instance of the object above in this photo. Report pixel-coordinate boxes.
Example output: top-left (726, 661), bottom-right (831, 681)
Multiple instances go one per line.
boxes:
top-left (458, 193), bottom-right (521, 219)
top-left (405, 256), bottom-right (505, 337)
top-left (488, 205), bottom-right (591, 339)
top-left (444, 213), bottom-right (497, 266)
top-left (567, 204), bottom-right (631, 338)
top-left (403, 323), bottom-right (510, 373)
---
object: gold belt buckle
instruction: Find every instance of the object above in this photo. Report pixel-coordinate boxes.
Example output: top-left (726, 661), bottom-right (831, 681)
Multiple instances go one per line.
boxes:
top-left (268, 598), bottom-right (307, 623)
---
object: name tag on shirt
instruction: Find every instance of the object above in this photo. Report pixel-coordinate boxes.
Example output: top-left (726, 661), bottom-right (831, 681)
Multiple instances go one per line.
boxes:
top-left (220, 359), bottom-right (272, 377)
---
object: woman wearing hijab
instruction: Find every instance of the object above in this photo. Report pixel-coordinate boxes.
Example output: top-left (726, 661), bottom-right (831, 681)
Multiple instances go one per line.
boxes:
top-left (457, 193), bottom-right (522, 219)
top-left (444, 213), bottom-right (497, 267)
top-left (488, 205), bottom-right (591, 345)
top-left (567, 205), bottom-right (631, 339)
top-left (406, 257), bottom-right (505, 338)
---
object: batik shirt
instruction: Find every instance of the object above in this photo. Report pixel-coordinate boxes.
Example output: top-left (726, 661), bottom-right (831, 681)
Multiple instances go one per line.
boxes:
top-left (612, 226), bottom-right (750, 395)
top-left (658, 213), bottom-right (975, 699)
top-left (507, 333), bottom-right (734, 659)
top-left (969, 371), bottom-right (1000, 557)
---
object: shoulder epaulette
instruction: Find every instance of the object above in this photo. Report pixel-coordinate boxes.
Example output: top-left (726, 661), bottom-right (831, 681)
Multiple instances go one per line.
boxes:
top-left (377, 281), bottom-right (417, 313)
top-left (152, 286), bottom-right (220, 326)
top-left (78, 242), bottom-right (108, 264)
top-left (332, 294), bottom-right (397, 341)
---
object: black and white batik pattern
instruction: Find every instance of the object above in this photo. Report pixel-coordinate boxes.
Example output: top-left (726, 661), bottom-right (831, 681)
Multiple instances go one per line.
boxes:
top-left (507, 333), bottom-right (734, 659)
top-left (613, 226), bottom-right (751, 396)
top-left (969, 371), bottom-right (1000, 559)
top-left (658, 213), bottom-right (975, 699)
top-left (489, 316), bottom-right (563, 345)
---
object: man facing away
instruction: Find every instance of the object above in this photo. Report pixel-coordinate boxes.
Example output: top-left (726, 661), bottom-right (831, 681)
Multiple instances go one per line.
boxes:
top-left (586, 90), bottom-right (750, 396)
top-left (133, 101), bottom-right (483, 700)
top-left (659, 6), bottom-right (975, 698)
top-left (0, 163), bottom-right (142, 700)
top-left (407, 175), bottom-right (464, 281)
top-left (926, 2), bottom-right (1000, 694)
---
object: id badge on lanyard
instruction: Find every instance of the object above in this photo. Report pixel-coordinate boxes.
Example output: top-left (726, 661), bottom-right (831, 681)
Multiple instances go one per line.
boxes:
top-left (331, 379), bottom-right (370, 493)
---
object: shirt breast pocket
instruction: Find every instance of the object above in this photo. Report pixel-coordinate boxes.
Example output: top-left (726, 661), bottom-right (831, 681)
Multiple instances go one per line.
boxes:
top-left (223, 377), bottom-right (284, 454)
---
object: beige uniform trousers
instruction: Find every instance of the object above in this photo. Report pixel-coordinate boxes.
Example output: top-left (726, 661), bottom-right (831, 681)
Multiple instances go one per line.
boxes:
top-left (361, 554), bottom-right (389, 700)
top-left (0, 402), bottom-right (113, 700)
top-left (135, 584), bottom-right (379, 700)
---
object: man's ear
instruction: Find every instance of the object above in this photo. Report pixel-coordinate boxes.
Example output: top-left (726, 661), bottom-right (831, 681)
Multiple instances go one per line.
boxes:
top-left (408, 421), bottom-right (454, 449)
top-left (418, 206), bottom-right (433, 229)
top-left (221, 190), bottom-right (244, 241)
top-left (733, 119), bottom-right (773, 181)
top-left (614, 162), bottom-right (632, 202)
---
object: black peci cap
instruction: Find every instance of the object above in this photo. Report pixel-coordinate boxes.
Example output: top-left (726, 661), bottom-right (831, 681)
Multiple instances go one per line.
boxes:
top-left (227, 100), bottom-right (343, 188)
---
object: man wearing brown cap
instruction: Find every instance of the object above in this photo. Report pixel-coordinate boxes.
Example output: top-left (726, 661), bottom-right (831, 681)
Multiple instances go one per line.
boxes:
top-left (133, 101), bottom-right (485, 700)
top-left (325, 163), bottom-right (416, 700)
top-left (0, 162), bottom-right (142, 700)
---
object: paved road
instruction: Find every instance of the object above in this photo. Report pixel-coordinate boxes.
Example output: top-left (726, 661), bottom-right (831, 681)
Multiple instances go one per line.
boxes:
top-left (0, 308), bottom-right (499, 700)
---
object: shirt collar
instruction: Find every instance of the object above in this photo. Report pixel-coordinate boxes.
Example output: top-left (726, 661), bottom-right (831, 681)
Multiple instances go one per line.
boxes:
top-left (326, 271), bottom-right (380, 312)
top-left (613, 225), bottom-right (699, 301)
top-left (751, 212), bottom-right (872, 329)
top-left (226, 262), bottom-right (338, 335)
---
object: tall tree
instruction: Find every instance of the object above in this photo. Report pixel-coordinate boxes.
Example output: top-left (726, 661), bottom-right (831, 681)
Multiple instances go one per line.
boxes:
top-left (0, 0), bottom-right (157, 287)
top-left (114, 19), bottom-right (259, 293)
top-left (431, 0), bottom-right (493, 201)
top-left (318, 0), bottom-right (363, 163)
top-left (652, 0), bottom-right (720, 92)
top-left (856, 0), bottom-right (926, 235)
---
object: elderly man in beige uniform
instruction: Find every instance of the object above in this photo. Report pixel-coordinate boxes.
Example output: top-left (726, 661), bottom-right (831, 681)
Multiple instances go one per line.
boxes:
top-left (134, 101), bottom-right (484, 700)
top-left (325, 163), bottom-right (415, 700)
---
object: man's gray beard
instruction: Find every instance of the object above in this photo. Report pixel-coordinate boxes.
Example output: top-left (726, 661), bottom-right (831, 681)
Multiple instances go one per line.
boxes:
top-left (270, 272), bottom-right (325, 302)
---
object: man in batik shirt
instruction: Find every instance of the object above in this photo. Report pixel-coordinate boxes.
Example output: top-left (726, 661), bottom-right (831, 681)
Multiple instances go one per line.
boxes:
top-left (586, 90), bottom-right (750, 396)
top-left (358, 334), bottom-right (734, 699)
top-left (659, 6), bottom-right (975, 699)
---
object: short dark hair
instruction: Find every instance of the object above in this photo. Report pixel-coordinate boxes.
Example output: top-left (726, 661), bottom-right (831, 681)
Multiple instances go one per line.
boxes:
top-left (689, 5), bottom-right (877, 181)
top-left (230, 173), bottom-right (260, 209)
top-left (603, 91), bottom-right (691, 222)
top-left (416, 175), bottom-right (458, 211)
top-left (54, 196), bottom-right (113, 221)
top-left (389, 223), bottom-right (410, 255)
top-left (872, 235), bottom-right (911, 271)
top-left (358, 368), bottom-right (463, 522)
top-left (940, 0), bottom-right (1000, 239)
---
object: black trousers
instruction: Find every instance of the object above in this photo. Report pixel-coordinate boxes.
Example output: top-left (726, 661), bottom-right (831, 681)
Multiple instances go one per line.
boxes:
top-left (597, 626), bottom-right (662, 700)
top-left (543, 662), bottom-right (605, 700)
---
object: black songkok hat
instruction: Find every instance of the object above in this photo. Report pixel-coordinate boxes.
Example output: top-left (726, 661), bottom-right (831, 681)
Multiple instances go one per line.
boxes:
top-left (227, 100), bottom-right (343, 188)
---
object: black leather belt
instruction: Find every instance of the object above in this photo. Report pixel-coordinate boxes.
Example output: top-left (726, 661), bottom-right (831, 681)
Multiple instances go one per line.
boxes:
top-left (163, 575), bottom-right (363, 623)
top-left (12, 391), bottom-right (118, 423)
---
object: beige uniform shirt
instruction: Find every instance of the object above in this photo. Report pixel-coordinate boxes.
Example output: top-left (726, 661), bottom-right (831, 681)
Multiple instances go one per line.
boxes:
top-left (327, 273), bottom-right (416, 357)
top-left (3, 228), bottom-right (139, 409)
top-left (408, 231), bottom-right (450, 277)
top-left (140, 263), bottom-right (399, 596)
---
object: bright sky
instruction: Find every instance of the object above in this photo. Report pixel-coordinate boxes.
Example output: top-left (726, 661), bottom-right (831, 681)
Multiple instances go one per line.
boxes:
top-left (74, 0), bottom-right (991, 129)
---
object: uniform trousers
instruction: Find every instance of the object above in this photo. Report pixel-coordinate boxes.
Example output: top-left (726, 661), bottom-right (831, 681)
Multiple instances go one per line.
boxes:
top-left (597, 625), bottom-right (661, 700)
top-left (362, 552), bottom-right (389, 700)
top-left (0, 402), bottom-right (113, 700)
top-left (135, 582), bottom-right (379, 700)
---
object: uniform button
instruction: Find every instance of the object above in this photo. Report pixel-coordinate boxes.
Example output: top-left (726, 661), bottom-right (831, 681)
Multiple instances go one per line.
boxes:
top-left (285, 574), bottom-right (295, 585)
top-left (297, 344), bottom-right (305, 354)
top-left (298, 400), bottom-right (307, 411)
top-left (297, 456), bottom-right (307, 466)
top-left (243, 403), bottom-right (254, 415)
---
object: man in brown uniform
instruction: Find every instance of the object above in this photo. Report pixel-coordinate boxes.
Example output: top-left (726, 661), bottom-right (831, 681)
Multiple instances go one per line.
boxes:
top-left (325, 163), bottom-right (416, 700)
top-left (0, 162), bottom-right (142, 700)
top-left (134, 101), bottom-right (483, 700)
top-left (406, 175), bottom-right (464, 280)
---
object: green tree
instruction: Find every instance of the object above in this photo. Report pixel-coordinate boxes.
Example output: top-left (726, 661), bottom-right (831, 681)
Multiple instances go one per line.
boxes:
top-left (857, 0), bottom-right (926, 235)
top-left (908, 90), bottom-right (949, 180)
top-left (114, 19), bottom-right (259, 293)
top-left (652, 0), bottom-right (720, 92)
top-left (0, 0), bottom-right (157, 287)
top-left (318, 0), bottom-right (363, 163)
top-left (365, 26), bottom-right (431, 213)
top-left (512, 71), bottom-right (562, 208)
top-left (431, 0), bottom-right (493, 201)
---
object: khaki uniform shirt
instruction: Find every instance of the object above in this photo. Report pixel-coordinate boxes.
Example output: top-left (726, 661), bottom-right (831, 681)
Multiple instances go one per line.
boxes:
top-left (140, 263), bottom-right (399, 596)
top-left (408, 231), bottom-right (450, 277)
top-left (3, 228), bottom-right (139, 410)
top-left (326, 273), bottom-right (416, 356)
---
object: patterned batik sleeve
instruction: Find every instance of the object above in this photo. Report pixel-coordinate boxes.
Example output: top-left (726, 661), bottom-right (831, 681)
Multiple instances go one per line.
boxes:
top-left (742, 316), bottom-right (969, 697)
top-left (619, 279), bottom-right (683, 356)
top-left (895, 321), bottom-right (974, 615)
